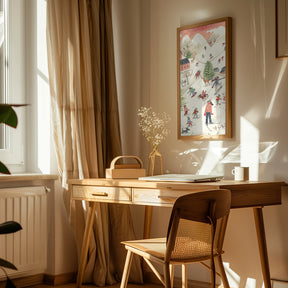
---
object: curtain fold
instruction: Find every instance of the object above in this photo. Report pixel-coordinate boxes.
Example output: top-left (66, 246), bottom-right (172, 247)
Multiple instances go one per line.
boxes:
top-left (46, 0), bottom-right (143, 285)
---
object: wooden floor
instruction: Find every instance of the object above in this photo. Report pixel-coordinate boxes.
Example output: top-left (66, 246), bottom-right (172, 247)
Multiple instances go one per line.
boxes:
top-left (31, 283), bottom-right (161, 288)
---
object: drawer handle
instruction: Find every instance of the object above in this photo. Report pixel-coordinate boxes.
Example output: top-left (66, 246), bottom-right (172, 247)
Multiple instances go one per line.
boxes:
top-left (91, 192), bottom-right (109, 197)
top-left (157, 196), bottom-right (177, 202)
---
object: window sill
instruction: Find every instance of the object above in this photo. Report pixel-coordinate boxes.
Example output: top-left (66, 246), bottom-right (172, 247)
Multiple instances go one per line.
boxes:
top-left (0, 173), bottom-right (58, 182)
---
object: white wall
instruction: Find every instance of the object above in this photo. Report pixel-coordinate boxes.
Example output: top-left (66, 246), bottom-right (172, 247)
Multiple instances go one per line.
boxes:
top-left (113, 0), bottom-right (288, 287)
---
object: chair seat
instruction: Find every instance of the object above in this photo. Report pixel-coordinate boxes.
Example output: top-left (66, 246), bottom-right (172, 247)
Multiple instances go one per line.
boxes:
top-left (122, 238), bottom-right (166, 260)
top-left (122, 237), bottom-right (219, 263)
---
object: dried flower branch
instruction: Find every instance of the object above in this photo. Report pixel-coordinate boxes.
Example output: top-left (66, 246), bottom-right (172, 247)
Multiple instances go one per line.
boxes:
top-left (137, 107), bottom-right (171, 149)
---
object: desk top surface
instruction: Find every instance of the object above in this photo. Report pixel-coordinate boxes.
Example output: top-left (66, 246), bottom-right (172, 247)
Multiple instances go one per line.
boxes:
top-left (68, 178), bottom-right (286, 190)
top-left (68, 178), bottom-right (287, 208)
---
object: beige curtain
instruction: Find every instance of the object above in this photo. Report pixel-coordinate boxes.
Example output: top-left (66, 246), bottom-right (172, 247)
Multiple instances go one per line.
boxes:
top-left (46, 0), bottom-right (143, 285)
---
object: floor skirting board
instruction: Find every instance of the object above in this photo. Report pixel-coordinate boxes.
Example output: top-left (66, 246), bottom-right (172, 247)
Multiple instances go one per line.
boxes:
top-left (0, 272), bottom-right (76, 288)
top-left (0, 272), bottom-right (212, 288)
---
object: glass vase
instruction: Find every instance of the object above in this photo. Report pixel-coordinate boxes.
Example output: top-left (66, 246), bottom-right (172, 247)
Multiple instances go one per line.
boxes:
top-left (148, 147), bottom-right (163, 176)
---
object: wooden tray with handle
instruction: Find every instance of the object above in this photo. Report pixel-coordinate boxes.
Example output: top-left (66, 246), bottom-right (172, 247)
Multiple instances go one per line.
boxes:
top-left (105, 156), bottom-right (146, 179)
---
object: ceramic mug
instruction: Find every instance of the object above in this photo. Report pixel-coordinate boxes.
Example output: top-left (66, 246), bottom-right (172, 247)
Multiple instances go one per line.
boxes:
top-left (232, 166), bottom-right (249, 181)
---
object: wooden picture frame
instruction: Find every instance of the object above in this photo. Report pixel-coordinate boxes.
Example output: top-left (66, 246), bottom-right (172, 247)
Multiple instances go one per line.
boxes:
top-left (276, 0), bottom-right (288, 58)
top-left (177, 17), bottom-right (232, 140)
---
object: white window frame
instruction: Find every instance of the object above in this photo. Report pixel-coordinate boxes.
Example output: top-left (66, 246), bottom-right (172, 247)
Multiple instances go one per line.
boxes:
top-left (0, 0), bottom-right (26, 173)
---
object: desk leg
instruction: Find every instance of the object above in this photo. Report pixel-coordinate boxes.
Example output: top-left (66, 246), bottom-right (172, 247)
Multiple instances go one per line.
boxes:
top-left (76, 202), bottom-right (97, 288)
top-left (143, 206), bottom-right (153, 239)
top-left (253, 207), bottom-right (271, 288)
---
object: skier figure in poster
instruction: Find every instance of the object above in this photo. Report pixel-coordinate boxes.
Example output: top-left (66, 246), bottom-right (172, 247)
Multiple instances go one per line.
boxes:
top-left (184, 104), bottom-right (189, 115)
top-left (192, 108), bottom-right (199, 119)
top-left (204, 100), bottom-right (213, 125)
top-left (195, 70), bottom-right (201, 79)
top-left (189, 87), bottom-right (195, 96)
top-left (186, 117), bottom-right (192, 127)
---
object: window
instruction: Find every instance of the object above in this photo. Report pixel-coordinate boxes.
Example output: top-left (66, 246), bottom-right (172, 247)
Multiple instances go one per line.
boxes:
top-left (0, 0), bottom-right (7, 149)
top-left (0, 0), bottom-right (25, 173)
top-left (0, 0), bottom-right (54, 174)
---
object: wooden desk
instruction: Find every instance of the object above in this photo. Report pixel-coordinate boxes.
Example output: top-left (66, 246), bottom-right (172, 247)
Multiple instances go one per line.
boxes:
top-left (68, 178), bottom-right (286, 288)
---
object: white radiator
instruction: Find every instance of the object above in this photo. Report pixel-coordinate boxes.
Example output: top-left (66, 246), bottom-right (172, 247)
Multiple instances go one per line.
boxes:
top-left (0, 186), bottom-right (47, 278)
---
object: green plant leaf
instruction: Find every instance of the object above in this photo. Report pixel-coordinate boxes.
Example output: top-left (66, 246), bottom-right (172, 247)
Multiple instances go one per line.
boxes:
top-left (0, 221), bottom-right (22, 234)
top-left (0, 105), bottom-right (18, 128)
top-left (5, 277), bottom-right (17, 288)
top-left (0, 161), bottom-right (10, 175)
top-left (0, 258), bottom-right (17, 270)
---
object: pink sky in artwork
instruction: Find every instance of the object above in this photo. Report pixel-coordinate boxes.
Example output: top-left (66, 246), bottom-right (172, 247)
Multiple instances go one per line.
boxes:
top-left (179, 21), bottom-right (225, 42)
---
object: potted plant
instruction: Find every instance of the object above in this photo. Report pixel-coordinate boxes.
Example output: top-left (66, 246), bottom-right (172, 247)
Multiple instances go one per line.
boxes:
top-left (0, 104), bottom-right (23, 287)
top-left (0, 104), bottom-right (26, 174)
top-left (0, 221), bottom-right (22, 288)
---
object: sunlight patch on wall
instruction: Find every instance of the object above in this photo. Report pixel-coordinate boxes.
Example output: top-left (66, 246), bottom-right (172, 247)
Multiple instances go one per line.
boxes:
top-left (197, 141), bottom-right (225, 175)
top-left (223, 262), bottom-right (240, 288)
top-left (240, 117), bottom-right (259, 180)
top-left (178, 138), bottom-right (277, 175)
top-left (220, 117), bottom-right (278, 180)
top-left (221, 142), bottom-right (278, 164)
top-left (223, 262), bottom-right (258, 288)
top-left (37, 0), bottom-right (51, 173)
top-left (259, 1), bottom-right (266, 80)
top-left (266, 59), bottom-right (287, 119)
top-left (246, 278), bottom-right (257, 288)
top-left (179, 148), bottom-right (198, 155)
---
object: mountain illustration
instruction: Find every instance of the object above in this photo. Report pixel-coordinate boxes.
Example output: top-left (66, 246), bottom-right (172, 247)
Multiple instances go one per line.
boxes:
top-left (179, 24), bottom-right (227, 137)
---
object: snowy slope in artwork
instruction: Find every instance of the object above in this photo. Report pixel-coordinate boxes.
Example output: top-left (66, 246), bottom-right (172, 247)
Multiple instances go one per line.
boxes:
top-left (179, 24), bottom-right (227, 137)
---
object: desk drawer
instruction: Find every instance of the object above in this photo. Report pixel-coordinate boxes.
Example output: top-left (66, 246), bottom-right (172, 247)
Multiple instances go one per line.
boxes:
top-left (72, 185), bottom-right (132, 203)
top-left (133, 188), bottom-right (192, 206)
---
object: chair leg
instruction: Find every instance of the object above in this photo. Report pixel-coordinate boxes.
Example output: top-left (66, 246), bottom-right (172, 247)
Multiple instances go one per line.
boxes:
top-left (120, 250), bottom-right (133, 288)
top-left (216, 255), bottom-right (230, 288)
top-left (210, 265), bottom-right (215, 288)
top-left (182, 264), bottom-right (187, 288)
top-left (164, 263), bottom-right (172, 288)
top-left (169, 264), bottom-right (174, 288)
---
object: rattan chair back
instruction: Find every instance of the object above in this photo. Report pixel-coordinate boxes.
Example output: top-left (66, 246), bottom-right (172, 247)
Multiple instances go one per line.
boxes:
top-left (166, 189), bottom-right (231, 262)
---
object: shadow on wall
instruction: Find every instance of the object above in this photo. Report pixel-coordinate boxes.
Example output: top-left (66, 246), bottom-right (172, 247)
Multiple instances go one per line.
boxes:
top-left (172, 117), bottom-right (278, 181)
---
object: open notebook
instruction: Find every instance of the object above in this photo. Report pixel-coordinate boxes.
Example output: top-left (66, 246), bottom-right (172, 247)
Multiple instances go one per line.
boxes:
top-left (139, 174), bottom-right (223, 183)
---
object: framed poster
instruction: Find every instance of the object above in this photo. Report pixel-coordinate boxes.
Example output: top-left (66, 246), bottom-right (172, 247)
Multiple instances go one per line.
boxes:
top-left (177, 17), bottom-right (232, 140)
top-left (276, 0), bottom-right (288, 58)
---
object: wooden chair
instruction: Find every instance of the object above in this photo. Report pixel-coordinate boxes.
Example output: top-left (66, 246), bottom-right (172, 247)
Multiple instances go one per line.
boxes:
top-left (120, 189), bottom-right (231, 288)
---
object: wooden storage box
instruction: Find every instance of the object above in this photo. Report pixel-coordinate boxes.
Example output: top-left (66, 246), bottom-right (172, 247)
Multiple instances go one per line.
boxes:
top-left (106, 156), bottom-right (146, 179)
